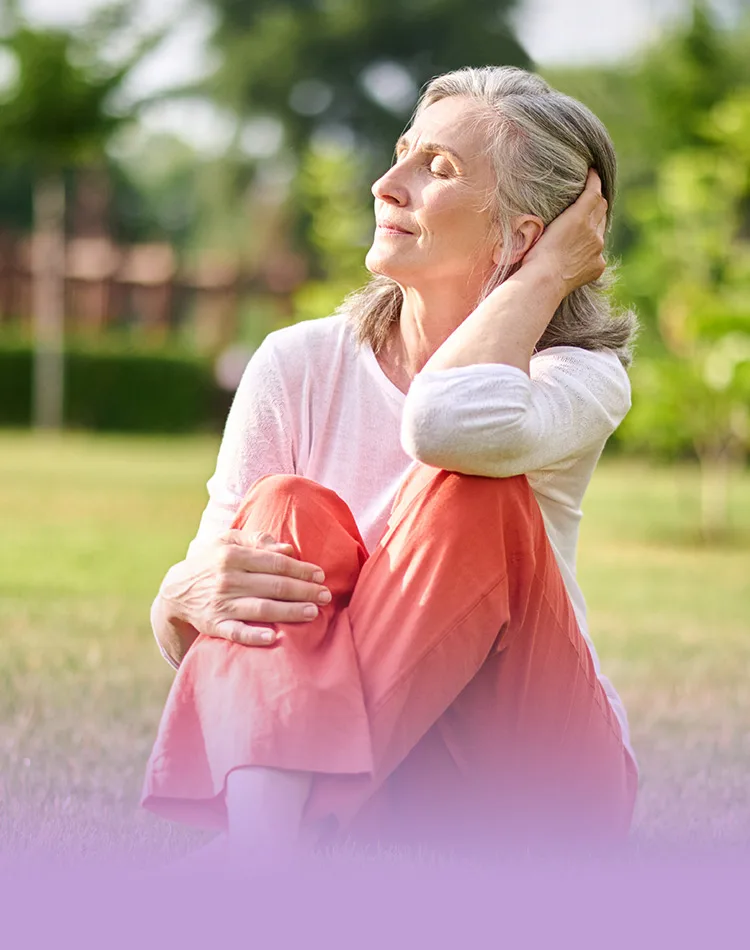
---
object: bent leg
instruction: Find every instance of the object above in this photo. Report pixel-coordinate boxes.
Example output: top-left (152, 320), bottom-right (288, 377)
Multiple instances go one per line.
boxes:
top-left (305, 465), bottom-right (636, 850)
top-left (143, 466), bottom-right (634, 850)
top-left (141, 475), bottom-right (373, 829)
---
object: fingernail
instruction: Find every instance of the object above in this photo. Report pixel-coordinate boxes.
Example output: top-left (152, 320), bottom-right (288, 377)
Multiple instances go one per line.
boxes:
top-left (260, 630), bottom-right (275, 643)
top-left (318, 589), bottom-right (332, 605)
top-left (303, 604), bottom-right (318, 619)
top-left (312, 570), bottom-right (325, 583)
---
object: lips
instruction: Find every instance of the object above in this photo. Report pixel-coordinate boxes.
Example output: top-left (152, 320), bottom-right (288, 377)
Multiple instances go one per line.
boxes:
top-left (377, 221), bottom-right (413, 234)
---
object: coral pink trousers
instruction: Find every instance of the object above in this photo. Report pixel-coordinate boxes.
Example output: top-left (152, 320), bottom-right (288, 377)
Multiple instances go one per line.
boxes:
top-left (142, 465), bottom-right (637, 853)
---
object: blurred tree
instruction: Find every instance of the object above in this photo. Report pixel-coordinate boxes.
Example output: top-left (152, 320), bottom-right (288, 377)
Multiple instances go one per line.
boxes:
top-left (0, 163), bottom-right (34, 232)
top-left (0, 1), bottom-right (166, 428)
top-left (291, 142), bottom-right (371, 322)
top-left (544, 4), bottom-right (750, 538)
top-left (634, 0), bottom-right (742, 154)
top-left (545, 1), bottom-right (750, 341)
top-left (202, 0), bottom-right (529, 173)
top-left (620, 89), bottom-right (750, 540)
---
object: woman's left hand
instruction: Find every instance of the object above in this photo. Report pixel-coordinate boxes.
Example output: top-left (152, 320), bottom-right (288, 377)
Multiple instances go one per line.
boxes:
top-left (521, 168), bottom-right (608, 296)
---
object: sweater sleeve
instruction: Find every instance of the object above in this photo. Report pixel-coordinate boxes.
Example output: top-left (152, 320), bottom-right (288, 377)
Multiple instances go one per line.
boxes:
top-left (400, 347), bottom-right (631, 478)
top-left (186, 337), bottom-right (297, 557)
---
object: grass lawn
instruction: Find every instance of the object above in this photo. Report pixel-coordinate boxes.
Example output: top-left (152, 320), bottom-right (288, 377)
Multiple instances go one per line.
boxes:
top-left (1, 431), bottom-right (749, 865)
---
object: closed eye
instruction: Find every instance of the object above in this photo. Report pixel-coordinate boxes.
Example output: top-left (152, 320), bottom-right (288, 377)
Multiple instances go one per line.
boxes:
top-left (428, 155), bottom-right (453, 177)
top-left (393, 143), bottom-right (457, 177)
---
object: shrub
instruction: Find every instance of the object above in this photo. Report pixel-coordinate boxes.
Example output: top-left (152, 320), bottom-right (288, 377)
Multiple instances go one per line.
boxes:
top-left (0, 342), bottom-right (224, 433)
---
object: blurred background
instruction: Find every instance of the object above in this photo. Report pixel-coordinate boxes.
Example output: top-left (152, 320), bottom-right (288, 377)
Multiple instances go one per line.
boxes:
top-left (0, 0), bottom-right (749, 865)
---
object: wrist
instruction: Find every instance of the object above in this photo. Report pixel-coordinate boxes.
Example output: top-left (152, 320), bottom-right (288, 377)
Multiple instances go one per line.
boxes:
top-left (514, 256), bottom-right (568, 304)
top-left (151, 590), bottom-right (197, 667)
top-left (159, 561), bottom-right (194, 626)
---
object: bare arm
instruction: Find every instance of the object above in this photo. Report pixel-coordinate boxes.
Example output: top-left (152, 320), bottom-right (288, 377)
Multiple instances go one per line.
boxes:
top-left (151, 562), bottom-right (202, 668)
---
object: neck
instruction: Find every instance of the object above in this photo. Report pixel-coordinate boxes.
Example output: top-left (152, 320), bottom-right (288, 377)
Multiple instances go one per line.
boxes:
top-left (380, 279), bottom-right (482, 390)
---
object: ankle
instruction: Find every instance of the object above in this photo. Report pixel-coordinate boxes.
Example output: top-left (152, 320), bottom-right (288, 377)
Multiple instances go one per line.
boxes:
top-left (225, 766), bottom-right (312, 861)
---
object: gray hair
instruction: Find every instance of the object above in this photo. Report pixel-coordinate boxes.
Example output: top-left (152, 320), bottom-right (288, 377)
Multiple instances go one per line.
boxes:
top-left (344, 66), bottom-right (637, 366)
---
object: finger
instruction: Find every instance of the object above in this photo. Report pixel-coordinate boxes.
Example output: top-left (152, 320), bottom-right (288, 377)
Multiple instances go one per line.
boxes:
top-left (220, 529), bottom-right (294, 556)
top-left (232, 547), bottom-right (325, 583)
top-left (220, 569), bottom-right (330, 605)
top-left (226, 597), bottom-right (319, 625)
top-left (585, 168), bottom-right (602, 195)
top-left (212, 620), bottom-right (278, 647)
top-left (244, 625), bottom-right (278, 646)
top-left (253, 535), bottom-right (299, 559)
top-left (245, 531), bottom-right (281, 549)
top-left (578, 187), bottom-right (606, 221)
top-left (220, 532), bottom-right (325, 584)
top-left (591, 193), bottom-right (608, 235)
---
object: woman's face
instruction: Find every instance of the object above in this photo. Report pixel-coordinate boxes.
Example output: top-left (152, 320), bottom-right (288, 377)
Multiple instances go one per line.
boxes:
top-left (366, 96), bottom-right (499, 293)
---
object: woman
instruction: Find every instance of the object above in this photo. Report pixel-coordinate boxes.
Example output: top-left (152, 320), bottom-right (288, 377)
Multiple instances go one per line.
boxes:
top-left (142, 66), bottom-right (638, 863)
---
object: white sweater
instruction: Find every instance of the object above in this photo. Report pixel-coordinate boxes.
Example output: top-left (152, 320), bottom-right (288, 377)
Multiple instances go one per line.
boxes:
top-left (174, 314), bottom-right (635, 760)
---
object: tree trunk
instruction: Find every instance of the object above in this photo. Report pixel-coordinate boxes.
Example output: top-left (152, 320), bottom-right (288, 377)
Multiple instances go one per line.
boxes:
top-left (698, 448), bottom-right (731, 543)
top-left (32, 172), bottom-right (66, 430)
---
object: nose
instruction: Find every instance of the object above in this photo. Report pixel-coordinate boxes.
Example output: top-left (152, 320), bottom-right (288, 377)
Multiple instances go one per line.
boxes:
top-left (371, 163), bottom-right (408, 207)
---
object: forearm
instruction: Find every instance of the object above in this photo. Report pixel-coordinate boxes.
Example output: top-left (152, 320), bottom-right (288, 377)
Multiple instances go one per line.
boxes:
top-left (424, 261), bottom-right (565, 376)
top-left (151, 560), bottom-right (201, 668)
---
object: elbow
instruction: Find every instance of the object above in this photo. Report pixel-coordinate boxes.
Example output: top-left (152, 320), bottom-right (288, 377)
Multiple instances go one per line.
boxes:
top-left (401, 391), bottom-right (533, 476)
top-left (402, 435), bottom-right (451, 471)
top-left (400, 394), bottom-right (454, 469)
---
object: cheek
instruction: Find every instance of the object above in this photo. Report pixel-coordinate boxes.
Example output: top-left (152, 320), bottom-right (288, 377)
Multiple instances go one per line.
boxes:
top-left (423, 182), bottom-right (490, 230)
top-left (421, 202), bottom-right (493, 257)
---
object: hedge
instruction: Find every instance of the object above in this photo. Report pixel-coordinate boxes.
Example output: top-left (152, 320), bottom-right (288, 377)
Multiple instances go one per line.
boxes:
top-left (0, 343), bottom-right (228, 433)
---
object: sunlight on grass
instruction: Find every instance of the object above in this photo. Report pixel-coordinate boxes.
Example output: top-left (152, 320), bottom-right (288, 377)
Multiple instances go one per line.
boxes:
top-left (1, 432), bottom-right (749, 860)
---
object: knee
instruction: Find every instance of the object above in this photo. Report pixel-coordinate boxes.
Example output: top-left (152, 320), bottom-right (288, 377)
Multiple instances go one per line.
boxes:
top-left (390, 465), bottom-right (540, 552)
top-left (400, 464), bottom-right (532, 510)
top-left (250, 473), bottom-right (317, 502)
top-left (246, 474), bottom-right (348, 514)
top-left (449, 470), bottom-right (530, 503)
top-left (239, 474), bottom-right (363, 544)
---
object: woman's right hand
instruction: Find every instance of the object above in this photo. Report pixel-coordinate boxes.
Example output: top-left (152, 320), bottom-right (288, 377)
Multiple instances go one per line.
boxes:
top-left (520, 168), bottom-right (608, 297)
top-left (159, 530), bottom-right (331, 648)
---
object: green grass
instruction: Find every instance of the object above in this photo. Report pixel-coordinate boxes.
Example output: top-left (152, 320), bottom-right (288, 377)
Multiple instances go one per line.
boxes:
top-left (1, 432), bottom-right (749, 863)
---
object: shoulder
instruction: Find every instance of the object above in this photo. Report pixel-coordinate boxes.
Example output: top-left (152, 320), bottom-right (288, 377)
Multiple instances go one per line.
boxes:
top-left (530, 346), bottom-right (631, 419)
top-left (229, 315), bottom-right (358, 419)
top-left (260, 314), bottom-right (355, 364)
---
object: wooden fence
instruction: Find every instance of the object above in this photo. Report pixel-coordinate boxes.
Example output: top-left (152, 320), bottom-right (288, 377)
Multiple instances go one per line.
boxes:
top-left (0, 230), bottom-right (306, 351)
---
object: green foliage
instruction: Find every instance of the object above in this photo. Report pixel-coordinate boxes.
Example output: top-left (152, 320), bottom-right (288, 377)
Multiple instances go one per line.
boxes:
top-left (622, 77), bottom-right (750, 460)
top-left (0, 342), bottom-right (221, 433)
top-left (0, 163), bottom-right (34, 230)
top-left (547, 3), bottom-right (750, 324)
top-left (0, 0), bottom-right (166, 170)
top-left (634, 1), bottom-right (741, 153)
top-left (292, 143), bottom-right (371, 320)
top-left (203, 0), bottom-right (529, 171)
top-left (623, 356), bottom-right (750, 460)
top-left (549, 5), bottom-right (750, 470)
top-left (0, 28), bottom-right (120, 166)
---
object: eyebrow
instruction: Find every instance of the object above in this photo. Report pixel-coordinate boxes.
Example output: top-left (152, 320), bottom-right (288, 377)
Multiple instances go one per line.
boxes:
top-left (395, 135), bottom-right (465, 167)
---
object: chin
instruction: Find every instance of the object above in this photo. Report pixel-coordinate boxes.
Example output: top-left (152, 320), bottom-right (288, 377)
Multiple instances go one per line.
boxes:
top-left (365, 247), bottom-right (412, 282)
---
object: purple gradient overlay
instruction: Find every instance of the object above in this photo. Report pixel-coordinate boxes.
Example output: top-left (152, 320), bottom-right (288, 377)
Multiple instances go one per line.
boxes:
top-left (2, 844), bottom-right (749, 950)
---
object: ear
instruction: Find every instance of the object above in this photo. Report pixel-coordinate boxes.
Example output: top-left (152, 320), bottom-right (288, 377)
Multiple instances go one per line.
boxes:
top-left (491, 238), bottom-right (504, 266)
top-left (510, 214), bottom-right (545, 264)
